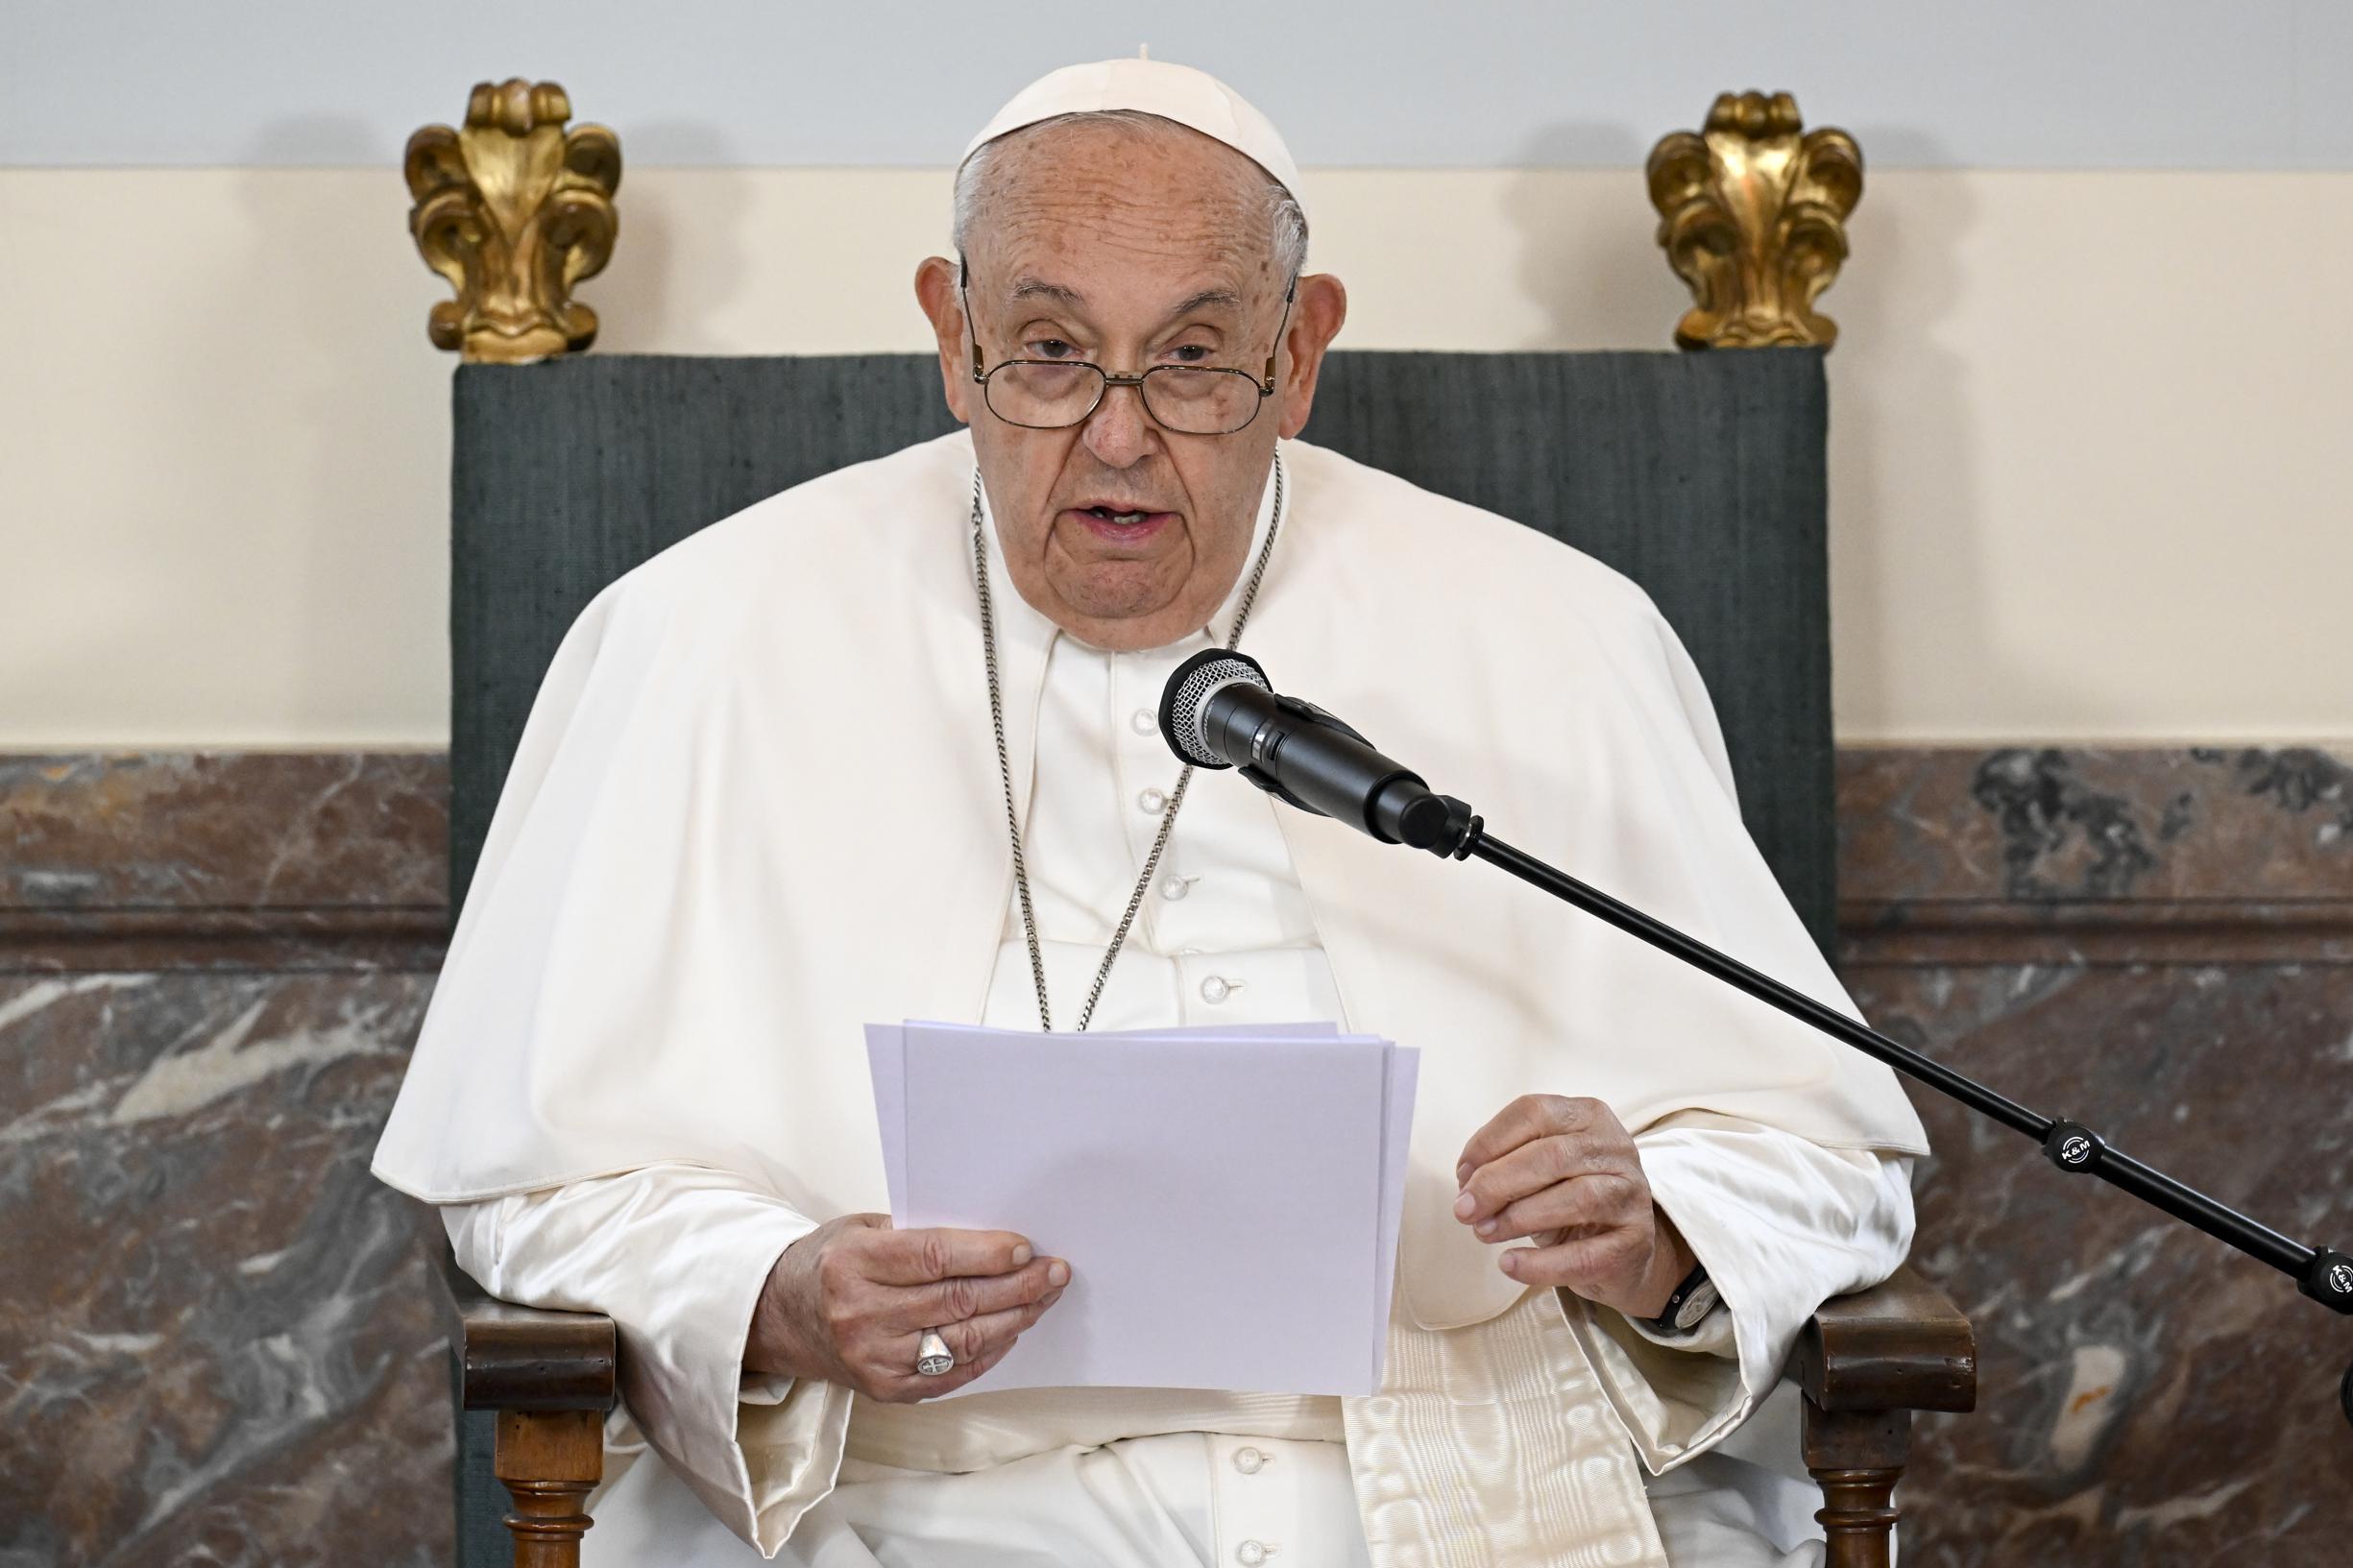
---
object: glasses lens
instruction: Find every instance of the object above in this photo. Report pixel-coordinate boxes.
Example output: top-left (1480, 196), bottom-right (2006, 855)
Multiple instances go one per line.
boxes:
top-left (985, 362), bottom-right (1104, 428)
top-left (1143, 368), bottom-right (1262, 435)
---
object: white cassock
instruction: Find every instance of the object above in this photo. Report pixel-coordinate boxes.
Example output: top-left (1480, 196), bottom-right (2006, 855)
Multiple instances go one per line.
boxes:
top-left (378, 429), bottom-right (1929, 1567)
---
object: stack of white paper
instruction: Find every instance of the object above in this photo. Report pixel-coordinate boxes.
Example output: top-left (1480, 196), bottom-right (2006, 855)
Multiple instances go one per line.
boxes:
top-left (864, 1021), bottom-right (1418, 1398)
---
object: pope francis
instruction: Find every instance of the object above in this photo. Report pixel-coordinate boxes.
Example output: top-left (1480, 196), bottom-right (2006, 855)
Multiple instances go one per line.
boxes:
top-left (375, 58), bottom-right (1929, 1568)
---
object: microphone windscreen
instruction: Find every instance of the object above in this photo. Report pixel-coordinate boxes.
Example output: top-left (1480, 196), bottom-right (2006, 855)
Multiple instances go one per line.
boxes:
top-left (1159, 649), bottom-right (1272, 767)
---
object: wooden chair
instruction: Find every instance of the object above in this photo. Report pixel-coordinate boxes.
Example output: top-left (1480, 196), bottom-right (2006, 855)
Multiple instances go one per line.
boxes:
top-left (1793, 1266), bottom-right (1977, 1563)
top-left (441, 1256), bottom-right (615, 1568)
top-left (432, 348), bottom-right (1975, 1566)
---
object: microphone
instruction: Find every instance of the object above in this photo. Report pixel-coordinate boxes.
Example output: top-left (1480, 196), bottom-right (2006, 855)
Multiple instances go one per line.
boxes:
top-left (1157, 649), bottom-right (1480, 856)
top-left (1163, 648), bottom-right (2353, 1430)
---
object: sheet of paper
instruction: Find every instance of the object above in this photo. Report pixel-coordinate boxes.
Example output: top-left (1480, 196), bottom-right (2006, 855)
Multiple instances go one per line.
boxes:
top-left (1373, 1042), bottom-right (1419, 1385)
top-left (864, 1020), bottom-right (1354, 1227)
top-left (862, 1024), bottom-right (910, 1220)
top-left (873, 1021), bottom-right (1412, 1397)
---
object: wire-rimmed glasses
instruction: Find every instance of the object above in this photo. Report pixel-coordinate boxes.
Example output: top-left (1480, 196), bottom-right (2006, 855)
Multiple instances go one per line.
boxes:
top-left (959, 264), bottom-right (1298, 436)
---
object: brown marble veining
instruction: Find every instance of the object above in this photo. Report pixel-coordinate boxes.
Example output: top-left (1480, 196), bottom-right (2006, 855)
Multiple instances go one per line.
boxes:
top-left (2, 755), bottom-right (454, 1567)
top-left (2, 753), bottom-right (448, 912)
top-left (0, 972), bottom-right (449, 1567)
top-left (0, 754), bottom-right (449, 974)
top-left (1835, 745), bottom-right (2353, 1568)
top-left (1839, 746), bottom-right (2353, 905)
top-left (2, 746), bottom-right (2346, 1565)
top-left (1837, 748), bottom-right (2353, 965)
top-left (1856, 963), bottom-right (2353, 1566)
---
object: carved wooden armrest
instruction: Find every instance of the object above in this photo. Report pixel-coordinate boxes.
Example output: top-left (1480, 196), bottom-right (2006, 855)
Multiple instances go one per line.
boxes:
top-left (439, 1250), bottom-right (618, 1568)
top-left (1790, 1264), bottom-right (1977, 1568)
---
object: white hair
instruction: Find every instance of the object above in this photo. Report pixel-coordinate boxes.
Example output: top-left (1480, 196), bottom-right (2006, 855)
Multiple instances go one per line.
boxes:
top-left (953, 109), bottom-right (1308, 283)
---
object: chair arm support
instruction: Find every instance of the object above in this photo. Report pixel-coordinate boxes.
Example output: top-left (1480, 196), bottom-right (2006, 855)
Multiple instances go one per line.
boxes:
top-left (1794, 1262), bottom-right (1977, 1415)
top-left (439, 1247), bottom-right (619, 1412)
top-left (437, 1248), bottom-right (617, 1567)
top-left (1790, 1266), bottom-right (1976, 1568)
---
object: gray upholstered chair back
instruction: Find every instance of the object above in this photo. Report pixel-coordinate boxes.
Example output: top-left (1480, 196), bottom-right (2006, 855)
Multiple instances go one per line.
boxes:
top-left (451, 349), bottom-right (1831, 929)
top-left (444, 347), bottom-right (1831, 1566)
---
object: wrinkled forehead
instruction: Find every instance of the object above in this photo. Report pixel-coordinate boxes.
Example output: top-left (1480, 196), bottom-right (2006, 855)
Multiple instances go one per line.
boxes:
top-left (965, 123), bottom-right (1283, 308)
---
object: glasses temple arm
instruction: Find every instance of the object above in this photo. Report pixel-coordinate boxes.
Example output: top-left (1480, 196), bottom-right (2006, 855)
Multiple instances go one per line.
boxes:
top-left (958, 257), bottom-right (986, 381)
top-left (1261, 275), bottom-right (1299, 390)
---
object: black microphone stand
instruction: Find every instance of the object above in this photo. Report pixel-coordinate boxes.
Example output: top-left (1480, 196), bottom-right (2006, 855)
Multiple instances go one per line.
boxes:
top-left (1351, 778), bottom-right (2353, 1429)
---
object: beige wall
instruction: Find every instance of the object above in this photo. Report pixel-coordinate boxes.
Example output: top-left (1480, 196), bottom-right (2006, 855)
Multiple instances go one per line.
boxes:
top-left (2, 166), bottom-right (2347, 747)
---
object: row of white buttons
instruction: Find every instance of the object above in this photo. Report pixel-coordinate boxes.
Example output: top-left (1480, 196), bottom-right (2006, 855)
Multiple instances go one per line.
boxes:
top-left (1133, 699), bottom-right (1235, 1010)
top-left (1230, 1446), bottom-right (1275, 1565)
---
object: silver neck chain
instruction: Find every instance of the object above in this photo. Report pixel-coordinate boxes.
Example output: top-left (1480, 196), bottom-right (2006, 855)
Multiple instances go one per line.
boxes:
top-left (972, 456), bottom-right (1286, 1031)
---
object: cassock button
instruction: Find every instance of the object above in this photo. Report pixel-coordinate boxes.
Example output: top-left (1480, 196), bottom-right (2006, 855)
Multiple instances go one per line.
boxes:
top-left (1138, 787), bottom-right (1168, 815)
top-left (1200, 976), bottom-right (1232, 1004)
top-left (1130, 708), bottom-right (1157, 736)
top-left (1235, 1542), bottom-right (1274, 1567)
top-left (1160, 876), bottom-right (1193, 902)
top-left (1231, 1445), bottom-right (1269, 1474)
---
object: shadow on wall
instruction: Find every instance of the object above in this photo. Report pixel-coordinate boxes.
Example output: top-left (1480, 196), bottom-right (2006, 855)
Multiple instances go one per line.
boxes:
top-left (589, 118), bottom-right (760, 355)
top-left (234, 114), bottom-right (451, 742)
top-left (1492, 111), bottom-right (2089, 740)
top-left (1823, 131), bottom-right (2034, 737)
top-left (1502, 120), bottom-right (1687, 352)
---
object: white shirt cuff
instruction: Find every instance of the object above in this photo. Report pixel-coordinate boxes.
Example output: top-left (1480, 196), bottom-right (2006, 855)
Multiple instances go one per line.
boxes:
top-left (1562, 1121), bottom-right (1915, 1477)
top-left (442, 1163), bottom-right (854, 1556)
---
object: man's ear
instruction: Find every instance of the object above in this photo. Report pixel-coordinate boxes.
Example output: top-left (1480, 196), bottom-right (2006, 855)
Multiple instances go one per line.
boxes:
top-left (912, 255), bottom-right (974, 425)
top-left (1275, 273), bottom-right (1348, 441)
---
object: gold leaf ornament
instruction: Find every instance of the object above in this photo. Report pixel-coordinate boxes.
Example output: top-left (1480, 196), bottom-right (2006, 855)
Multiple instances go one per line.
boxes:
top-left (1648, 91), bottom-right (1861, 350)
top-left (405, 80), bottom-right (621, 363)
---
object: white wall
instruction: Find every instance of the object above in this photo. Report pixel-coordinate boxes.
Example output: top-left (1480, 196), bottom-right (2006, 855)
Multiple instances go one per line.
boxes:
top-left (4, 4), bottom-right (2350, 746)
top-left (7, 1), bottom-right (2353, 169)
top-left (4, 163), bottom-right (2348, 747)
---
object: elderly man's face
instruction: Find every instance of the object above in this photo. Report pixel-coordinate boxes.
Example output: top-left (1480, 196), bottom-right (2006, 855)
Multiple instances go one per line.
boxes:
top-left (917, 122), bottom-right (1346, 651)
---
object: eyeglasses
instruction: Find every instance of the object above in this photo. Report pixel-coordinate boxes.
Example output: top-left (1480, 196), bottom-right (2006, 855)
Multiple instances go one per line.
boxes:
top-left (959, 261), bottom-right (1297, 436)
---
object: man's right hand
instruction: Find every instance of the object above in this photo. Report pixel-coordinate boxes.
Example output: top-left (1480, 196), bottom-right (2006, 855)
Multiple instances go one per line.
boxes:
top-left (744, 1214), bottom-right (1069, 1402)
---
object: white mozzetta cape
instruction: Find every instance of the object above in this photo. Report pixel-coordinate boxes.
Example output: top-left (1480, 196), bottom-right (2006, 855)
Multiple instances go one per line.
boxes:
top-left (375, 428), bottom-right (1926, 1335)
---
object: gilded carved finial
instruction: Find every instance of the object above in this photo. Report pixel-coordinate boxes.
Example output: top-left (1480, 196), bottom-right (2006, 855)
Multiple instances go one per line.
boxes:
top-left (404, 80), bottom-right (621, 363)
top-left (1647, 91), bottom-right (1861, 350)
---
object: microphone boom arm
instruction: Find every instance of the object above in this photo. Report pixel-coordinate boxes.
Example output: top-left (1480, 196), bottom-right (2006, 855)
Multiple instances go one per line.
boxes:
top-left (1407, 782), bottom-right (2353, 1429)
top-left (1163, 651), bottom-right (2353, 1429)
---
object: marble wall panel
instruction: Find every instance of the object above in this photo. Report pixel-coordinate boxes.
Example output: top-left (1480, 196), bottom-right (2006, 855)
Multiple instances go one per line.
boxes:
top-left (1837, 746), bottom-right (2353, 1567)
top-left (1840, 746), bottom-right (2353, 906)
top-left (1, 756), bottom-right (450, 1568)
top-left (0, 973), bottom-right (447, 1567)
top-left (0, 754), bottom-right (448, 975)
top-left (3, 746), bottom-right (2346, 1565)
top-left (2, 754), bottom-right (447, 912)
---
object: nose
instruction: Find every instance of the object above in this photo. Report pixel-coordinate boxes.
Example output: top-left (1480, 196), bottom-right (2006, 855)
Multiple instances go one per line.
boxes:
top-left (1079, 379), bottom-right (1159, 470)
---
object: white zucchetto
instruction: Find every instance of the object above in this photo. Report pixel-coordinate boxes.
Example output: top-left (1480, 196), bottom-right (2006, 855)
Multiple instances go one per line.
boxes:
top-left (960, 57), bottom-right (1306, 218)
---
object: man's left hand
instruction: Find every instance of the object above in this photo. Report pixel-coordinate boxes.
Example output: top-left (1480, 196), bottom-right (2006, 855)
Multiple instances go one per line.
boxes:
top-left (1454, 1094), bottom-right (1696, 1322)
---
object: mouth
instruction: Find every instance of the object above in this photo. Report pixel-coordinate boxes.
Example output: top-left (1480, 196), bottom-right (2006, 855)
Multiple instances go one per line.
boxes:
top-left (1080, 502), bottom-right (1159, 525)
top-left (1065, 502), bottom-right (1178, 546)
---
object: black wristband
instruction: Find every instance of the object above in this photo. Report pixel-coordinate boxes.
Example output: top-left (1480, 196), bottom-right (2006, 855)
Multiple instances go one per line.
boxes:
top-left (1641, 1260), bottom-right (1720, 1337)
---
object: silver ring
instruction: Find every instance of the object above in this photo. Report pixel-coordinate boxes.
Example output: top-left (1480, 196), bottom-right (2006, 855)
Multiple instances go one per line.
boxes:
top-left (914, 1330), bottom-right (955, 1377)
